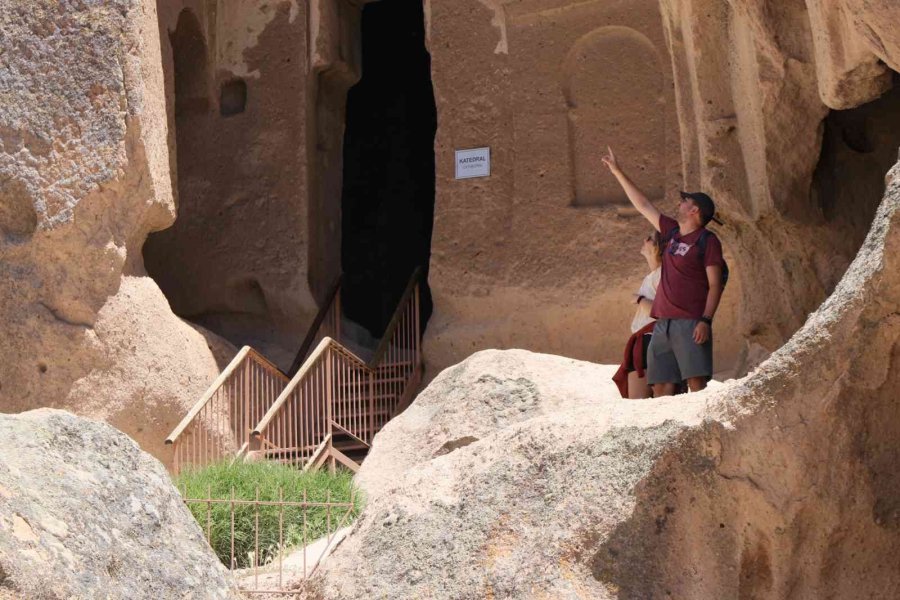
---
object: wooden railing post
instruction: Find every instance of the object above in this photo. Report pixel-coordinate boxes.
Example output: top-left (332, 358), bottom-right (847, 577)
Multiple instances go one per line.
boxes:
top-left (243, 358), bottom-right (252, 449)
top-left (414, 284), bottom-right (421, 367)
top-left (368, 370), bottom-right (375, 444)
top-left (325, 346), bottom-right (334, 473)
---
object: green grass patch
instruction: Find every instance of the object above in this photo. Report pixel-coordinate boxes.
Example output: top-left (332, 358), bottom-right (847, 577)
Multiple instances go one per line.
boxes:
top-left (174, 461), bottom-right (363, 568)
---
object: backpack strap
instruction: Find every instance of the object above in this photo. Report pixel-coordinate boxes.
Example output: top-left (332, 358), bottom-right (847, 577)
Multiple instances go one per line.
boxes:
top-left (696, 229), bottom-right (710, 257)
top-left (666, 227), bottom-right (712, 258)
top-left (665, 226), bottom-right (680, 245)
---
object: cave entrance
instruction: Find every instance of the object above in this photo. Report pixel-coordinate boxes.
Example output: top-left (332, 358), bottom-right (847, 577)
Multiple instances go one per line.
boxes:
top-left (813, 72), bottom-right (900, 262)
top-left (339, 0), bottom-right (436, 346)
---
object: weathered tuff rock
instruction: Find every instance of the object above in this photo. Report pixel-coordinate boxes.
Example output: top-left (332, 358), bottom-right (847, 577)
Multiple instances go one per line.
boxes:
top-left (305, 351), bottom-right (709, 600)
top-left (0, 0), bottom-right (233, 464)
top-left (303, 162), bottom-right (900, 598)
top-left (424, 0), bottom-right (743, 376)
top-left (423, 0), bottom-right (900, 378)
top-left (0, 409), bottom-right (239, 599)
top-left (144, 0), bottom-right (319, 364)
top-left (355, 350), bottom-right (721, 500)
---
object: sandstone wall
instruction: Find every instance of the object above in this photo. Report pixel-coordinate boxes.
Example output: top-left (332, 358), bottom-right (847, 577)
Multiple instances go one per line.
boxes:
top-left (423, 0), bottom-right (742, 380)
top-left (302, 135), bottom-right (900, 600)
top-left (0, 0), bottom-right (233, 464)
top-left (659, 0), bottom-right (900, 366)
top-left (144, 0), bottom-right (316, 366)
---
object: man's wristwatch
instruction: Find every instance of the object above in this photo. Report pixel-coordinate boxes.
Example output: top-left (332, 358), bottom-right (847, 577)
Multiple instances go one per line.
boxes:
top-left (700, 315), bottom-right (713, 326)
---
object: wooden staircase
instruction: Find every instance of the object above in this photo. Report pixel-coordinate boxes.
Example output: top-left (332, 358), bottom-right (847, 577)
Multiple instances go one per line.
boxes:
top-left (166, 269), bottom-right (424, 474)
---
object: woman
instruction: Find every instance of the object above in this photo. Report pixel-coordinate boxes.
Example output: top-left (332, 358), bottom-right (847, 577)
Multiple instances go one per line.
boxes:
top-left (613, 232), bottom-right (662, 398)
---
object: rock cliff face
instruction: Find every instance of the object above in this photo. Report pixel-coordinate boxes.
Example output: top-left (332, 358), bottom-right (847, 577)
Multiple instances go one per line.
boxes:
top-left (0, 0), bottom-right (233, 464)
top-left (423, 0), bottom-right (900, 378)
top-left (423, 0), bottom-right (743, 377)
top-left (0, 409), bottom-right (239, 599)
top-left (144, 0), bottom-right (319, 366)
top-left (659, 0), bottom-right (900, 365)
top-left (303, 160), bottom-right (900, 598)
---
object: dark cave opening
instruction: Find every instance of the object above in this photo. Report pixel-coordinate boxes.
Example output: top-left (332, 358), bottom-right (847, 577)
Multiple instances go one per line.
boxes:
top-left (340, 0), bottom-right (437, 340)
top-left (813, 72), bottom-right (900, 253)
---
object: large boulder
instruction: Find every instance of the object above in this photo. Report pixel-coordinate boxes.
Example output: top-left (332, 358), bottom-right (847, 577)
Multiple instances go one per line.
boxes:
top-left (0, 409), bottom-right (239, 599)
top-left (303, 162), bottom-right (900, 598)
top-left (356, 350), bottom-right (721, 499)
top-left (0, 0), bottom-right (234, 465)
top-left (306, 352), bottom-right (710, 599)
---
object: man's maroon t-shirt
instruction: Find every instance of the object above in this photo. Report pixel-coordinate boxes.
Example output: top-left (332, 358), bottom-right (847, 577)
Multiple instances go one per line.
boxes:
top-left (651, 215), bottom-right (724, 320)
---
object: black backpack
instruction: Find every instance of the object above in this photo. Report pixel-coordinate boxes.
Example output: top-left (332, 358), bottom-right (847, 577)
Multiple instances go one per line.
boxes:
top-left (665, 227), bottom-right (730, 288)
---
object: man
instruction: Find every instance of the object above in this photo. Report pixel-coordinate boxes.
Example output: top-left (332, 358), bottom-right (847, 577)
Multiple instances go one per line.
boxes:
top-left (602, 147), bottom-right (724, 396)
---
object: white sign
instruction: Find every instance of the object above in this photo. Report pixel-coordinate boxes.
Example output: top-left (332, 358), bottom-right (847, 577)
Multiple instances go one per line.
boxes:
top-left (455, 147), bottom-right (491, 179)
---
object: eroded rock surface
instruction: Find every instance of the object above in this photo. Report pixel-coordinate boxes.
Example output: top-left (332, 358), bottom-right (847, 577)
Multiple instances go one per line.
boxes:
top-left (304, 164), bottom-right (900, 598)
top-left (0, 409), bottom-right (239, 599)
top-left (306, 351), bottom-right (709, 599)
top-left (0, 0), bottom-right (233, 464)
top-left (356, 350), bottom-right (686, 499)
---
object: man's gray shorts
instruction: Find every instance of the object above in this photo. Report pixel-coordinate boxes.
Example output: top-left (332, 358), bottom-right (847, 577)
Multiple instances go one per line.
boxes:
top-left (647, 318), bottom-right (713, 384)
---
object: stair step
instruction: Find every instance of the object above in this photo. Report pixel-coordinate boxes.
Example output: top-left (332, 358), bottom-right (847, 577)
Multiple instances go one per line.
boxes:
top-left (335, 378), bottom-right (411, 388)
top-left (332, 440), bottom-right (369, 452)
top-left (332, 396), bottom-right (396, 404)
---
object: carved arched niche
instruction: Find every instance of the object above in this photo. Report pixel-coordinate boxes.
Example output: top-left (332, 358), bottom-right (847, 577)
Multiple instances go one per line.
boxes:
top-left (171, 9), bottom-right (209, 116)
top-left (562, 26), bottom-right (665, 206)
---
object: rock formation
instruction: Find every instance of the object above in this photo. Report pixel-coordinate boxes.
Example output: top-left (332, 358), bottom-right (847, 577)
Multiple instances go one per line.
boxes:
top-left (423, 0), bottom-right (900, 379)
top-left (302, 159), bottom-right (900, 597)
top-left (659, 0), bottom-right (900, 369)
top-left (0, 0), bottom-right (234, 464)
top-left (0, 409), bottom-right (239, 599)
top-left (423, 0), bottom-right (746, 377)
top-left (144, 0), bottom-right (320, 366)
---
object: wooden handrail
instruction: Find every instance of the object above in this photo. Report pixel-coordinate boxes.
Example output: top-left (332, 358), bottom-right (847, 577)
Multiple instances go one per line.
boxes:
top-left (330, 419), bottom-right (369, 448)
top-left (301, 434), bottom-right (332, 473)
top-left (165, 346), bottom-right (252, 444)
top-left (252, 335), bottom-right (377, 437)
top-left (165, 346), bottom-right (288, 445)
top-left (246, 347), bottom-right (291, 380)
top-left (368, 267), bottom-right (423, 368)
top-left (288, 274), bottom-right (342, 377)
top-left (253, 337), bottom-right (334, 436)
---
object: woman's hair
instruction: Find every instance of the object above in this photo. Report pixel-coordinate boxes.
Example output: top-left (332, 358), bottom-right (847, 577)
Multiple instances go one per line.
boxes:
top-left (649, 231), bottom-right (664, 257)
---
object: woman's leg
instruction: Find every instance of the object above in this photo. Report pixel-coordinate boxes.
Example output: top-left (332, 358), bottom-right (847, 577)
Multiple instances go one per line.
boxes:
top-left (627, 371), bottom-right (651, 399)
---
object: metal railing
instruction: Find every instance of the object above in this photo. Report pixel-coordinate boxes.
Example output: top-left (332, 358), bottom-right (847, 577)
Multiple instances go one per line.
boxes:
top-left (287, 275), bottom-right (342, 377)
top-left (252, 270), bottom-right (423, 472)
top-left (182, 486), bottom-right (356, 595)
top-left (166, 348), bottom-right (289, 474)
top-left (166, 269), bottom-right (424, 474)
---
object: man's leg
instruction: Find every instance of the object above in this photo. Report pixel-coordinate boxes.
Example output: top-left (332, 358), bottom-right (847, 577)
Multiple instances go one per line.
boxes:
top-left (670, 319), bottom-right (713, 393)
top-left (685, 377), bottom-right (707, 392)
top-left (653, 382), bottom-right (677, 397)
top-left (647, 320), bottom-right (682, 397)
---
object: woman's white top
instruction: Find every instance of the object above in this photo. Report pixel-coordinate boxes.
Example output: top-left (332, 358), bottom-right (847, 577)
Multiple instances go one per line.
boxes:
top-left (630, 267), bottom-right (661, 333)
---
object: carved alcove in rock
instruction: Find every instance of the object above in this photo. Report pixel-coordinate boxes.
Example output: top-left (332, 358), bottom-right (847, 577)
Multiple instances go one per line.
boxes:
top-left (563, 27), bottom-right (665, 207)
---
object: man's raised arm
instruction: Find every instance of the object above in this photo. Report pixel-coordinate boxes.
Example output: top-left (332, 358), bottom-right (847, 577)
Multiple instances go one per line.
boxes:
top-left (602, 146), bottom-right (661, 231)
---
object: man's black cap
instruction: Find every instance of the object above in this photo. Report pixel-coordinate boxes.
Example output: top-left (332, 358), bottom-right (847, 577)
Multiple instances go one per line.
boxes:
top-left (680, 191), bottom-right (723, 226)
